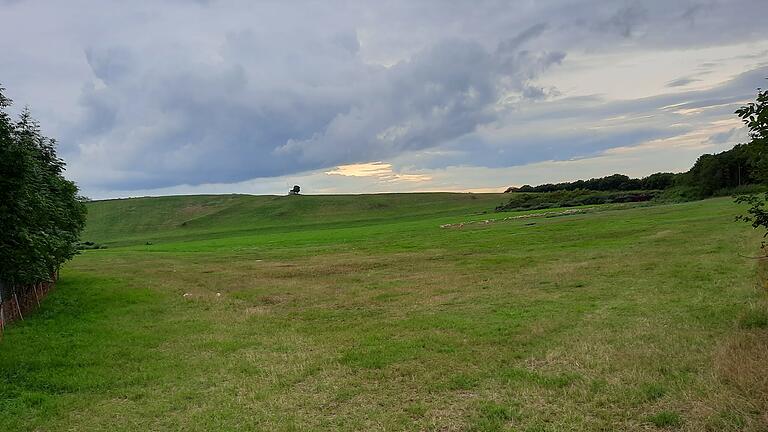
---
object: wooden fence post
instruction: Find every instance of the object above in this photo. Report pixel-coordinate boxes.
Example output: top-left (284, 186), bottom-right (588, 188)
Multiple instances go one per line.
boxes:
top-left (34, 283), bottom-right (40, 306)
top-left (0, 304), bottom-right (5, 338)
top-left (13, 290), bottom-right (23, 321)
top-left (0, 280), bottom-right (4, 337)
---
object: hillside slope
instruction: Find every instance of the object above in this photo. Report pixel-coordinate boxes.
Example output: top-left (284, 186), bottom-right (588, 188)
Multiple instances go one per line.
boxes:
top-left (83, 193), bottom-right (508, 246)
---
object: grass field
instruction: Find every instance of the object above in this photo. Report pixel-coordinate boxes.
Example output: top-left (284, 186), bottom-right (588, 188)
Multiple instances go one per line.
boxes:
top-left (2, 193), bottom-right (768, 431)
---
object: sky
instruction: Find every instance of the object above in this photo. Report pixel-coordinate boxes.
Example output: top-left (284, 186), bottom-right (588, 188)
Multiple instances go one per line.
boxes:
top-left (1, 0), bottom-right (767, 198)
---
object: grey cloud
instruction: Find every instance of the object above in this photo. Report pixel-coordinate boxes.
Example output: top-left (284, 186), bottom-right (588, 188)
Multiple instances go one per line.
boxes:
top-left (666, 77), bottom-right (700, 87)
top-left (85, 47), bottom-right (135, 85)
top-left (274, 39), bottom-right (567, 167)
top-left (1, 0), bottom-right (767, 195)
top-left (736, 49), bottom-right (768, 60)
top-left (412, 127), bottom-right (677, 170)
top-left (598, 3), bottom-right (648, 38)
top-left (397, 66), bottom-right (767, 171)
top-left (680, 4), bottom-right (704, 22)
top-left (497, 23), bottom-right (548, 52)
top-left (331, 32), bottom-right (361, 55)
top-left (707, 127), bottom-right (748, 145)
top-left (522, 86), bottom-right (547, 100)
top-left (556, 0), bottom-right (768, 50)
top-left (70, 28), bottom-right (564, 190)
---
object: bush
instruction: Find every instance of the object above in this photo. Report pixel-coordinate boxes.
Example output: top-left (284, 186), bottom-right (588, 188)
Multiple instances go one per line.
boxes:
top-left (495, 190), bottom-right (659, 212)
top-left (76, 241), bottom-right (106, 250)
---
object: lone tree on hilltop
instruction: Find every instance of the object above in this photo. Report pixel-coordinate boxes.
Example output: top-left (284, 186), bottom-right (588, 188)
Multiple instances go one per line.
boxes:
top-left (289, 185), bottom-right (301, 195)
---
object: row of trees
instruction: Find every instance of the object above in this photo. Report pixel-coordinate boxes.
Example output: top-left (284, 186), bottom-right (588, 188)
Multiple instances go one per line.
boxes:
top-left (506, 84), bottom-right (768, 200)
top-left (678, 143), bottom-right (759, 197)
top-left (0, 85), bottom-right (86, 289)
top-left (505, 156), bottom-right (759, 198)
top-left (505, 172), bottom-right (676, 194)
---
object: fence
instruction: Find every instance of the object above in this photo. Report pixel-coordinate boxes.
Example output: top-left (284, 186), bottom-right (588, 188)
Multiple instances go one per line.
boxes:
top-left (0, 277), bottom-right (56, 335)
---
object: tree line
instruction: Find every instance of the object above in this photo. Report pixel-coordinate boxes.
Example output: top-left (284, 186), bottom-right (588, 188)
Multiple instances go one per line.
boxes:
top-left (0, 85), bottom-right (86, 289)
top-left (505, 172), bottom-right (676, 194)
top-left (506, 85), bottom-right (768, 200)
top-left (506, 144), bottom-right (761, 200)
top-left (505, 152), bottom-right (762, 199)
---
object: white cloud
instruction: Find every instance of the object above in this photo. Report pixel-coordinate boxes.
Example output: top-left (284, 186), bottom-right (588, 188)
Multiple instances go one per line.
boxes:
top-left (325, 162), bottom-right (431, 183)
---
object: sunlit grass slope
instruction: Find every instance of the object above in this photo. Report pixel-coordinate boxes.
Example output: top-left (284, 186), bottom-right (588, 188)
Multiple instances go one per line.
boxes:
top-left (2, 194), bottom-right (767, 431)
top-left (83, 193), bottom-right (508, 246)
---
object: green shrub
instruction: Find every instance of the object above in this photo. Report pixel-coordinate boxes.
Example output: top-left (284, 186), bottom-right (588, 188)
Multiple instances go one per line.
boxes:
top-left (76, 241), bottom-right (106, 250)
top-left (495, 190), bottom-right (659, 212)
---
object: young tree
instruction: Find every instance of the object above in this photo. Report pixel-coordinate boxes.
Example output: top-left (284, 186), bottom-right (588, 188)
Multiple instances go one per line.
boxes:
top-left (0, 85), bottom-right (87, 289)
top-left (736, 84), bottom-right (768, 183)
top-left (735, 84), bottom-right (768, 243)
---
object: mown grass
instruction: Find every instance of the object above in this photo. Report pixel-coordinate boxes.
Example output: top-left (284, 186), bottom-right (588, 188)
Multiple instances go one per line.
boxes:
top-left (1, 194), bottom-right (767, 431)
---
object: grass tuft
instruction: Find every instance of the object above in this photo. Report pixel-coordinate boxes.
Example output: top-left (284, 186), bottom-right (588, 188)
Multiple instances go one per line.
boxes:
top-left (640, 383), bottom-right (667, 402)
top-left (646, 411), bottom-right (682, 428)
top-left (738, 305), bottom-right (768, 329)
top-left (468, 401), bottom-right (518, 432)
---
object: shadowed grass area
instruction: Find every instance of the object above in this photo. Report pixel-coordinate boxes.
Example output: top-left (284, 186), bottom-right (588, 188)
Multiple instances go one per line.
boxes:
top-left (1, 194), bottom-right (766, 431)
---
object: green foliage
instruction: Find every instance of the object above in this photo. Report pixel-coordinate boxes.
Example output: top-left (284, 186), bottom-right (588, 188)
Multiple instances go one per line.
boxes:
top-left (735, 85), bottom-right (768, 239)
top-left (734, 193), bottom-right (768, 238)
top-left (736, 84), bottom-right (768, 182)
top-left (679, 143), bottom-right (757, 198)
top-left (0, 85), bottom-right (86, 286)
top-left (506, 173), bottom-right (676, 193)
top-left (495, 189), bottom-right (658, 212)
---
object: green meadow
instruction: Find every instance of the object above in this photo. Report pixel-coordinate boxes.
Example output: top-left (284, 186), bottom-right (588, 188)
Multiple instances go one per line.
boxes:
top-left (2, 193), bottom-right (768, 431)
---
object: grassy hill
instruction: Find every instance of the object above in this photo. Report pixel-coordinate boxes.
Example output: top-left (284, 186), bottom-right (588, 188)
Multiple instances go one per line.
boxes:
top-left (84, 193), bottom-right (508, 246)
top-left (2, 194), bottom-right (767, 431)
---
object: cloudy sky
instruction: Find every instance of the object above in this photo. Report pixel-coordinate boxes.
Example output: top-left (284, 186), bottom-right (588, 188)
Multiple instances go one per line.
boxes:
top-left (1, 0), bottom-right (767, 198)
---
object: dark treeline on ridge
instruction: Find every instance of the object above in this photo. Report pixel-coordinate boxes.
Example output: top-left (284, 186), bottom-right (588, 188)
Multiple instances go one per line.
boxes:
top-left (505, 172), bottom-right (677, 194)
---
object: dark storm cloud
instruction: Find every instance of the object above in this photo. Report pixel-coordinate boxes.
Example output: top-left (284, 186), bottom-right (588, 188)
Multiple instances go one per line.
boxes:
top-left (71, 29), bottom-right (566, 190)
